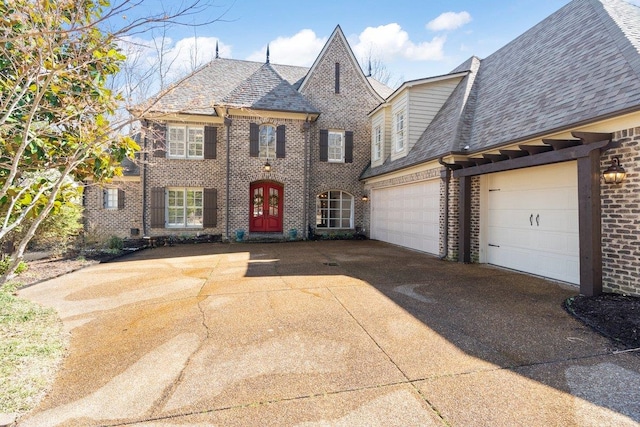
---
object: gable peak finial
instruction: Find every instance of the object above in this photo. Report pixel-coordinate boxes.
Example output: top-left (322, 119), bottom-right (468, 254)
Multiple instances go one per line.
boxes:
top-left (368, 59), bottom-right (372, 77)
top-left (215, 40), bottom-right (219, 59)
top-left (266, 44), bottom-right (270, 64)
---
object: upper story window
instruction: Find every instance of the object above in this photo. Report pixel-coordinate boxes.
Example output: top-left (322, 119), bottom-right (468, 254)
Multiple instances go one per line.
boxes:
top-left (259, 124), bottom-right (276, 159)
top-left (373, 125), bottom-right (382, 161)
top-left (328, 130), bottom-right (345, 162)
top-left (168, 126), bottom-right (204, 159)
top-left (394, 111), bottom-right (405, 152)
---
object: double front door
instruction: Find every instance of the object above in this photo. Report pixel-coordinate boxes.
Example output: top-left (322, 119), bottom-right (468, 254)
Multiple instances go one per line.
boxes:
top-left (249, 182), bottom-right (283, 232)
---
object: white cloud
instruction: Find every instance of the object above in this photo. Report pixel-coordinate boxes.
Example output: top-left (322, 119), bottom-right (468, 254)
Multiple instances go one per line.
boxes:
top-left (427, 11), bottom-right (472, 32)
top-left (246, 29), bottom-right (327, 66)
top-left (352, 23), bottom-right (446, 62)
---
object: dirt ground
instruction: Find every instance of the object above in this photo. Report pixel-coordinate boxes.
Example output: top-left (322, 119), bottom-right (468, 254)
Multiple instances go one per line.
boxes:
top-left (17, 249), bottom-right (640, 350)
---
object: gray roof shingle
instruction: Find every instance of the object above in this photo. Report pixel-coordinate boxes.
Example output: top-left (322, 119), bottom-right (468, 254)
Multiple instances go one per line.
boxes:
top-left (136, 56), bottom-right (391, 116)
top-left (363, 0), bottom-right (640, 179)
top-left (138, 58), bottom-right (310, 115)
top-left (222, 63), bottom-right (319, 114)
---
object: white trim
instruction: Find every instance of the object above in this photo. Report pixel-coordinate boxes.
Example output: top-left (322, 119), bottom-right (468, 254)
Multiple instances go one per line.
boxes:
top-left (328, 130), bottom-right (345, 163)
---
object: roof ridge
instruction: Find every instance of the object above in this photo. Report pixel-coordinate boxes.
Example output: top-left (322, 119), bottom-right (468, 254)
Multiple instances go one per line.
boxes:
top-left (594, 0), bottom-right (640, 78)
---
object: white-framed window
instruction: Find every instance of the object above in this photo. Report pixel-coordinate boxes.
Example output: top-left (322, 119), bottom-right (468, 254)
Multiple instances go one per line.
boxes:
top-left (394, 111), bottom-right (405, 152)
top-left (373, 125), bottom-right (382, 161)
top-left (259, 124), bottom-right (276, 159)
top-left (104, 188), bottom-right (119, 210)
top-left (168, 126), bottom-right (204, 159)
top-left (316, 190), bottom-right (354, 229)
top-left (328, 130), bottom-right (345, 162)
top-left (167, 188), bottom-right (203, 227)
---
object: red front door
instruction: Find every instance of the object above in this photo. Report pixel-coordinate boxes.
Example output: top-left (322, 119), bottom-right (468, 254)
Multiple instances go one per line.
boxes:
top-left (250, 182), bottom-right (283, 232)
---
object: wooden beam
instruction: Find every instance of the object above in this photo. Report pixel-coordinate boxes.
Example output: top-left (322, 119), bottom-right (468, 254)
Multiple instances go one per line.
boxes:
top-left (572, 131), bottom-right (613, 144)
top-left (483, 153), bottom-right (509, 162)
top-left (458, 175), bottom-right (472, 263)
top-left (499, 149), bottom-right (528, 159)
top-left (578, 151), bottom-right (603, 296)
top-left (519, 144), bottom-right (554, 155)
top-left (542, 139), bottom-right (582, 150)
top-left (454, 139), bottom-right (610, 178)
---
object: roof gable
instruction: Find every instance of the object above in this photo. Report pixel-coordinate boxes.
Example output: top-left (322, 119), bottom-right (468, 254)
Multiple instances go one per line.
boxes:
top-left (299, 25), bottom-right (385, 101)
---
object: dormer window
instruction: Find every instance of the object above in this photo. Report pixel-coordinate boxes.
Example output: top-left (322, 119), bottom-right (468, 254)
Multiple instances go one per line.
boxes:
top-left (373, 125), bottom-right (382, 161)
top-left (394, 111), bottom-right (405, 152)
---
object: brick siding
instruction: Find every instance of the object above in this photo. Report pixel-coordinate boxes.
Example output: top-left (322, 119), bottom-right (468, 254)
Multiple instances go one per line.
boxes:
top-left (601, 127), bottom-right (640, 296)
top-left (83, 180), bottom-right (143, 239)
top-left (301, 33), bottom-right (381, 235)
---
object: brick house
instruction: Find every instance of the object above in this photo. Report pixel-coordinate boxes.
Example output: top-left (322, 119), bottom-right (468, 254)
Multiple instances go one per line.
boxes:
top-left (361, 0), bottom-right (640, 297)
top-left (86, 0), bottom-right (640, 297)
top-left (84, 26), bottom-right (390, 243)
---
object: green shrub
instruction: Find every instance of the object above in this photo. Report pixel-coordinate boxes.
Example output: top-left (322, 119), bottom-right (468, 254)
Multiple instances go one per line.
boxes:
top-left (107, 236), bottom-right (124, 251)
top-left (0, 258), bottom-right (28, 276)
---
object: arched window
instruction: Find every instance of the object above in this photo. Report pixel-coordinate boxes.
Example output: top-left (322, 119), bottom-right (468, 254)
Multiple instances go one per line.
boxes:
top-left (259, 124), bottom-right (276, 159)
top-left (316, 190), bottom-right (354, 229)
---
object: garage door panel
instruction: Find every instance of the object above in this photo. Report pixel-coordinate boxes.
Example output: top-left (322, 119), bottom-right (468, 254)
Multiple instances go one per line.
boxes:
top-left (486, 162), bottom-right (579, 284)
top-left (372, 180), bottom-right (440, 255)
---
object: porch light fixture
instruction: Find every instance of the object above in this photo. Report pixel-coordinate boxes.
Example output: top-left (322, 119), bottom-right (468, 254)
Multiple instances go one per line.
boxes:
top-left (362, 195), bottom-right (369, 202)
top-left (263, 161), bottom-right (272, 172)
top-left (603, 156), bottom-right (626, 184)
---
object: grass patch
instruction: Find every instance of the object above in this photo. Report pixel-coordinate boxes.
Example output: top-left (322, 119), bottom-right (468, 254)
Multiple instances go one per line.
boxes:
top-left (0, 282), bottom-right (67, 415)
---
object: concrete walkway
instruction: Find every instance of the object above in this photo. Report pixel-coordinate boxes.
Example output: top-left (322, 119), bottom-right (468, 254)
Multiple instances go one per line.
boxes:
top-left (17, 241), bottom-right (640, 426)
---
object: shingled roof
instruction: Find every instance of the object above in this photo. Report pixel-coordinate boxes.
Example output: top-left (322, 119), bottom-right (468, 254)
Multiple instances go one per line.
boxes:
top-left (222, 63), bottom-right (319, 114)
top-left (135, 58), bottom-right (310, 116)
top-left (362, 0), bottom-right (640, 179)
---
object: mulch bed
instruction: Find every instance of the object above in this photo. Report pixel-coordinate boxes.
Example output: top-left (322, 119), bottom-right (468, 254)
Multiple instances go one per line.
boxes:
top-left (565, 293), bottom-right (640, 350)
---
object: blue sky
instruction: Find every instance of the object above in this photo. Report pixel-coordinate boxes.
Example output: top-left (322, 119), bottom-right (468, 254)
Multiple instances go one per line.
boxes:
top-left (115, 0), bottom-right (638, 88)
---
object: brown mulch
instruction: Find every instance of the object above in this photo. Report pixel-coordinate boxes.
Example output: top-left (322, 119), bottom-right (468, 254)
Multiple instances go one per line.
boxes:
top-left (565, 293), bottom-right (640, 350)
top-left (18, 251), bottom-right (126, 288)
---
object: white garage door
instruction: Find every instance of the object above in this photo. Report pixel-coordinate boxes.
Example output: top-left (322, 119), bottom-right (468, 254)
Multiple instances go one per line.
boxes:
top-left (486, 162), bottom-right (579, 284)
top-left (371, 180), bottom-right (440, 255)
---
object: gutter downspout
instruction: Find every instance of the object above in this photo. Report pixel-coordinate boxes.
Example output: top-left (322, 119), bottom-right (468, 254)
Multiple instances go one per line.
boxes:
top-left (142, 119), bottom-right (148, 236)
top-left (303, 119), bottom-right (310, 238)
top-left (438, 157), bottom-right (452, 260)
top-left (225, 115), bottom-right (232, 241)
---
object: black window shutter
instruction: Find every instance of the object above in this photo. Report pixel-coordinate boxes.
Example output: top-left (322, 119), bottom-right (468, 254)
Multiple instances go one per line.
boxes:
top-left (102, 189), bottom-right (107, 208)
top-left (345, 131), bottom-right (353, 163)
top-left (118, 189), bottom-right (125, 210)
top-left (204, 126), bottom-right (217, 159)
top-left (276, 125), bottom-right (286, 158)
top-left (152, 123), bottom-right (167, 158)
top-left (319, 129), bottom-right (328, 162)
top-left (203, 188), bottom-right (217, 228)
top-left (249, 123), bottom-right (259, 157)
top-left (150, 187), bottom-right (165, 228)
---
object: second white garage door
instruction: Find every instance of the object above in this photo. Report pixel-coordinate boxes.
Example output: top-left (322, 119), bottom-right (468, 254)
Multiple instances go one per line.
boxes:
top-left (485, 161), bottom-right (579, 284)
top-left (371, 180), bottom-right (440, 255)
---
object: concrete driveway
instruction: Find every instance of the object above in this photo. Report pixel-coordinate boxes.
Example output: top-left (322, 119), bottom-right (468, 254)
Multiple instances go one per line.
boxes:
top-left (17, 240), bottom-right (640, 426)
